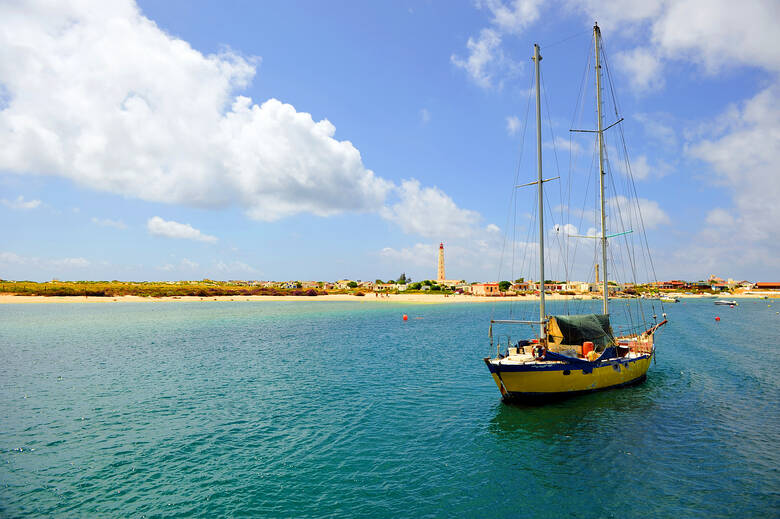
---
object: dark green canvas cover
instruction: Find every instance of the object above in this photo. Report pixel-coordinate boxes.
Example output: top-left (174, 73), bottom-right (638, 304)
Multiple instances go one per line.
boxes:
top-left (548, 314), bottom-right (614, 349)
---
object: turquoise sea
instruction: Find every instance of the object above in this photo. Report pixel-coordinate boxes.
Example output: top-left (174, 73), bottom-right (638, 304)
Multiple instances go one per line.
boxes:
top-left (1, 299), bottom-right (778, 518)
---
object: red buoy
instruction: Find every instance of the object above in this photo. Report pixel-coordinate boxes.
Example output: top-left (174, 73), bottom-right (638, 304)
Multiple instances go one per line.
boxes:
top-left (715, 316), bottom-right (721, 321)
top-left (402, 314), bottom-right (408, 321)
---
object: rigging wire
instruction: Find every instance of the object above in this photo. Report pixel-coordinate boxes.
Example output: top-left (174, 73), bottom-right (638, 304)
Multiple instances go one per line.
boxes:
top-left (566, 33), bottom-right (594, 290)
top-left (490, 28), bottom-right (665, 341)
top-left (492, 65), bottom-right (535, 325)
top-left (540, 70), bottom-right (571, 313)
top-left (600, 36), bottom-right (665, 318)
top-left (544, 28), bottom-right (593, 50)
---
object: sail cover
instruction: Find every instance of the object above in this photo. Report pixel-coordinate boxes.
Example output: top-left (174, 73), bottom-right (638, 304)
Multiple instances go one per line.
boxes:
top-left (547, 314), bottom-right (614, 349)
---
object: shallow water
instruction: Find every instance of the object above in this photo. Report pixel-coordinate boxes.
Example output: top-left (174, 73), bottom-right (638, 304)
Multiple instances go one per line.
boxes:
top-left (1, 299), bottom-right (778, 517)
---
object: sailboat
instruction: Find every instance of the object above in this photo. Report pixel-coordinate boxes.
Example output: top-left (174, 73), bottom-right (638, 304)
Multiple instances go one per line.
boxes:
top-left (483, 24), bottom-right (667, 402)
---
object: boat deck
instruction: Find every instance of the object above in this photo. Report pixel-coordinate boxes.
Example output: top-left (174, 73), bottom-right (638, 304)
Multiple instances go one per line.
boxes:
top-left (495, 349), bottom-right (647, 366)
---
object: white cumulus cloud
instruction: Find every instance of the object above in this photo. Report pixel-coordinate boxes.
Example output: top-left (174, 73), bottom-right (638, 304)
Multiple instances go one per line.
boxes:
top-left (614, 47), bottom-right (664, 93)
top-left (688, 84), bottom-right (780, 260)
top-left (380, 179), bottom-right (482, 239)
top-left (704, 208), bottom-right (735, 227)
top-left (147, 216), bottom-right (217, 243)
top-left (0, 0), bottom-right (390, 222)
top-left (483, 0), bottom-right (543, 34)
top-left (574, 0), bottom-right (780, 83)
top-left (608, 195), bottom-right (670, 230)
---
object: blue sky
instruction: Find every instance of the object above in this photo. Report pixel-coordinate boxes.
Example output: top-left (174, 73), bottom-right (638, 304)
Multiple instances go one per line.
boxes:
top-left (1, 0), bottom-right (778, 283)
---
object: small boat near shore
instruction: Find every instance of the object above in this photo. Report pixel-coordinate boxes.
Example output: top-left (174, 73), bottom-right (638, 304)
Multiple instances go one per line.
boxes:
top-left (714, 300), bottom-right (737, 306)
top-left (660, 296), bottom-right (679, 303)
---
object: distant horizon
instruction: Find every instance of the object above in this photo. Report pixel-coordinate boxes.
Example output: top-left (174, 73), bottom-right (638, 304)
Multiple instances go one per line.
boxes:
top-left (2, 275), bottom-right (774, 285)
top-left (2, 1), bottom-right (778, 282)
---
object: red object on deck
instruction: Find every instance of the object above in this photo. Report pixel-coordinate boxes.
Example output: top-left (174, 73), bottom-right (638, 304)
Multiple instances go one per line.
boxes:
top-left (715, 316), bottom-right (721, 321)
top-left (582, 341), bottom-right (594, 356)
top-left (402, 314), bottom-right (408, 321)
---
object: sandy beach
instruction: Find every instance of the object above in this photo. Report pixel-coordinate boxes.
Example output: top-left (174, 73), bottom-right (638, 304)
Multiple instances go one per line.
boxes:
top-left (1, 292), bottom-right (775, 304)
top-left (0, 293), bottom-right (517, 304)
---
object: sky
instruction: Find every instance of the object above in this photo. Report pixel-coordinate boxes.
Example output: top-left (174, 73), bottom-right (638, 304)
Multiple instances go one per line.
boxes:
top-left (1, 0), bottom-right (779, 283)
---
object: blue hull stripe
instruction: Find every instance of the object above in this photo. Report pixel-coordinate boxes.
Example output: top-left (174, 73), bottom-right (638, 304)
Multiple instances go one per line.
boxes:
top-left (487, 354), bottom-right (649, 373)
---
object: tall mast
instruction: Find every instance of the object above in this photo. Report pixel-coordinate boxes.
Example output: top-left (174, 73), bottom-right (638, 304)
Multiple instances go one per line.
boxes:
top-left (533, 43), bottom-right (546, 340)
top-left (594, 23), bottom-right (608, 314)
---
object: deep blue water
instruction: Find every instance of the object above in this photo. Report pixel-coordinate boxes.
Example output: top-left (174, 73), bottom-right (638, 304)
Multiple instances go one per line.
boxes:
top-left (1, 299), bottom-right (778, 518)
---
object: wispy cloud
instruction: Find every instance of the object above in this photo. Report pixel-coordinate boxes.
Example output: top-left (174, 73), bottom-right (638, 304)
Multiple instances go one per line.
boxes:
top-left (91, 217), bottom-right (127, 229)
top-left (451, 28), bottom-right (505, 89)
top-left (544, 136), bottom-right (582, 155)
top-left (214, 260), bottom-right (257, 274)
top-left (419, 108), bottom-right (431, 125)
top-left (157, 258), bottom-right (200, 272)
top-left (451, 0), bottom-right (542, 88)
top-left (147, 216), bottom-right (217, 243)
top-left (0, 251), bottom-right (89, 269)
top-left (1, 195), bottom-right (41, 210)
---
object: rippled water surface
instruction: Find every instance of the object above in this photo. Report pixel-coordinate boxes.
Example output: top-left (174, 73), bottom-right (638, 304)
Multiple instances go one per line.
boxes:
top-left (1, 299), bottom-right (779, 517)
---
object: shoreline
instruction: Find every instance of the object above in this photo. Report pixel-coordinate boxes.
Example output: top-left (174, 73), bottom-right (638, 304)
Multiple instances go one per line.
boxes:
top-left (1, 292), bottom-right (776, 304)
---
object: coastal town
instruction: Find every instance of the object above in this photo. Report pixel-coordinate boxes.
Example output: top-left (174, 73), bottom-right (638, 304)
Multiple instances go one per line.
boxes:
top-left (216, 274), bottom-right (779, 298)
top-left (2, 243), bottom-right (777, 299)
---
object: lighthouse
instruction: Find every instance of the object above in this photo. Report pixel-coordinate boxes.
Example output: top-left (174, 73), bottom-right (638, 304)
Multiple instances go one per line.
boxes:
top-left (438, 242), bottom-right (445, 282)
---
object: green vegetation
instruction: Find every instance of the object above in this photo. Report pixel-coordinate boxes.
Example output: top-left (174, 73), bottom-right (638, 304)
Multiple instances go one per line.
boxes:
top-left (347, 281), bottom-right (359, 289)
top-left (0, 280), bottom-right (328, 297)
top-left (499, 280), bottom-right (511, 292)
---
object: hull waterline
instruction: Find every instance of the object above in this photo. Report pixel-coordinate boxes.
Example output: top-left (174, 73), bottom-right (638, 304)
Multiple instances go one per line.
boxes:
top-left (485, 353), bottom-right (653, 403)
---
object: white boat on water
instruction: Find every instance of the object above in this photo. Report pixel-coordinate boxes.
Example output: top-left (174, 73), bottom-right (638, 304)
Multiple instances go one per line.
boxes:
top-left (660, 296), bottom-right (679, 303)
top-left (714, 300), bottom-right (737, 306)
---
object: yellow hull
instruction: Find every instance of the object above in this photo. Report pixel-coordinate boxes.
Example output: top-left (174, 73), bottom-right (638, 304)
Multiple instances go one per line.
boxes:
top-left (486, 354), bottom-right (652, 400)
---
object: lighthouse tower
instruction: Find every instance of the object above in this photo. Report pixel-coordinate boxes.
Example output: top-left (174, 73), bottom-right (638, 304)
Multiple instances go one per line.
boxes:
top-left (437, 242), bottom-right (445, 282)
